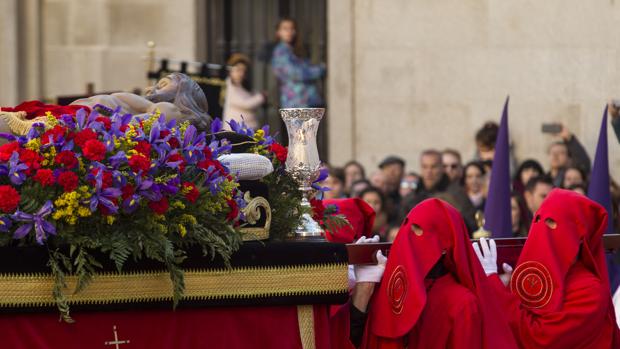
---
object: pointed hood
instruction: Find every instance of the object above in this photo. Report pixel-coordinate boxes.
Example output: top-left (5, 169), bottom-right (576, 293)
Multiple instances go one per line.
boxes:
top-left (483, 96), bottom-right (512, 237)
top-left (587, 106), bottom-right (613, 233)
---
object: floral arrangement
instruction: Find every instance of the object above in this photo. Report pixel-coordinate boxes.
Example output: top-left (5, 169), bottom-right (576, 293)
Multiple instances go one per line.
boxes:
top-left (0, 109), bottom-right (244, 321)
top-left (215, 118), bottom-right (349, 239)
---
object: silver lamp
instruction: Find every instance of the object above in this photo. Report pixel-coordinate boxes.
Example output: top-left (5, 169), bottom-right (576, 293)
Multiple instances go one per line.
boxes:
top-left (280, 108), bottom-right (326, 240)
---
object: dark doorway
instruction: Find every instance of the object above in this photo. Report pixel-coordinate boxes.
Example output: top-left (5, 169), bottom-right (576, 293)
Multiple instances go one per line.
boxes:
top-left (199, 0), bottom-right (328, 161)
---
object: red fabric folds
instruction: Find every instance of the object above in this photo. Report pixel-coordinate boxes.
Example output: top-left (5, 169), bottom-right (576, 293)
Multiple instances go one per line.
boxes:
top-left (0, 305), bottom-right (334, 349)
top-left (2, 101), bottom-right (89, 119)
top-left (324, 198), bottom-right (375, 243)
top-left (366, 198), bottom-right (517, 349)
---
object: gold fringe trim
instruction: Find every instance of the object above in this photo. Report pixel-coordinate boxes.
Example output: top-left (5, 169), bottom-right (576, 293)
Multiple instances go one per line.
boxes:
top-left (0, 263), bottom-right (348, 307)
top-left (297, 305), bottom-right (316, 349)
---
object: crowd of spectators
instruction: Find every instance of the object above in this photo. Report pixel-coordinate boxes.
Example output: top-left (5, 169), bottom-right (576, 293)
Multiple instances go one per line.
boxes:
top-left (320, 117), bottom-right (620, 241)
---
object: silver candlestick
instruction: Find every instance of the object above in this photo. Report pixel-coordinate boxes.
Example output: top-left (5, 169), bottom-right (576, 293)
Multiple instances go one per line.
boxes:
top-left (280, 108), bottom-right (325, 240)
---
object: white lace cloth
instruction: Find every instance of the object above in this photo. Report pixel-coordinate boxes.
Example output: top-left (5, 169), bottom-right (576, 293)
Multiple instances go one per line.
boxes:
top-left (217, 153), bottom-right (274, 180)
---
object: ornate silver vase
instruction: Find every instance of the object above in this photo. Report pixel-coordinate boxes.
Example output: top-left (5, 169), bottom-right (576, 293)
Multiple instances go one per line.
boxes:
top-left (280, 108), bottom-right (325, 240)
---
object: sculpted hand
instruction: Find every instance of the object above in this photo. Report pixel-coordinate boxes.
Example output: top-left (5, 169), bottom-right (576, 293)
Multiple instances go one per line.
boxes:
top-left (473, 237), bottom-right (498, 276)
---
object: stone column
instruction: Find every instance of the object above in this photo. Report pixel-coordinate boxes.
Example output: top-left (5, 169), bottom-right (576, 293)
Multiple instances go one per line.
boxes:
top-left (326, 0), bottom-right (355, 165)
top-left (18, 0), bottom-right (44, 101)
top-left (0, 0), bottom-right (19, 106)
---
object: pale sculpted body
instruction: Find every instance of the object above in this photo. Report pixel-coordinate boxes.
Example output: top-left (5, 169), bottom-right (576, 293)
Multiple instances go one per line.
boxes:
top-left (71, 92), bottom-right (182, 122)
top-left (0, 73), bottom-right (210, 143)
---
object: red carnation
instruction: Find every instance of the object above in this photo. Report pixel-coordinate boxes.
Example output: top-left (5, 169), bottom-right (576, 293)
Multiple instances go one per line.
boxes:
top-left (310, 198), bottom-right (325, 222)
top-left (134, 141), bottom-right (152, 156)
top-left (0, 142), bottom-right (19, 162)
top-left (57, 171), bottom-right (79, 192)
top-left (226, 199), bottom-right (239, 222)
top-left (34, 169), bottom-right (55, 187)
top-left (82, 139), bottom-right (106, 161)
top-left (269, 143), bottom-right (288, 164)
top-left (183, 182), bottom-right (199, 203)
top-left (168, 137), bottom-right (180, 149)
top-left (40, 125), bottom-right (67, 145)
top-left (74, 128), bottom-right (98, 147)
top-left (95, 116), bottom-right (111, 130)
top-left (18, 148), bottom-right (43, 174)
top-left (166, 153), bottom-right (186, 172)
top-left (198, 158), bottom-right (226, 175)
top-left (128, 154), bottom-right (151, 174)
top-left (0, 185), bottom-right (20, 213)
top-left (55, 150), bottom-right (78, 169)
top-left (148, 197), bottom-right (169, 215)
top-left (121, 184), bottom-right (135, 200)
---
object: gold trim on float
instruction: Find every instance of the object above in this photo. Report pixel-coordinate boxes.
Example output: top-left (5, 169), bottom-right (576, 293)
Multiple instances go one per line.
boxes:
top-left (240, 194), bottom-right (272, 241)
top-left (0, 263), bottom-right (348, 308)
top-left (297, 305), bottom-right (316, 349)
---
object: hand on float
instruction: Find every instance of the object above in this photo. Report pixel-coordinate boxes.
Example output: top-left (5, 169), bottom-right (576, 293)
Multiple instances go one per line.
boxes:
top-left (473, 237), bottom-right (498, 276)
top-left (499, 263), bottom-right (513, 287)
top-left (353, 235), bottom-right (387, 283)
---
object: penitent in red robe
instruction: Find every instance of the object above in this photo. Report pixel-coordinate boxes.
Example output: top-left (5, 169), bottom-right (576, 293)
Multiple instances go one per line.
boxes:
top-left (363, 199), bottom-right (517, 349)
top-left (487, 189), bottom-right (620, 349)
top-left (367, 273), bottom-right (482, 349)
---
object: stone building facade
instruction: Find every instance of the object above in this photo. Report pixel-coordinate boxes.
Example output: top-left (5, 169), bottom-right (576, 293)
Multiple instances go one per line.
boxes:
top-left (1, 0), bottom-right (619, 178)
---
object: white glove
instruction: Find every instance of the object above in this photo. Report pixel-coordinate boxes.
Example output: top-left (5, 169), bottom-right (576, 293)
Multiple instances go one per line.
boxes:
top-left (352, 235), bottom-right (387, 283)
top-left (473, 237), bottom-right (498, 276)
top-left (499, 263), bottom-right (513, 286)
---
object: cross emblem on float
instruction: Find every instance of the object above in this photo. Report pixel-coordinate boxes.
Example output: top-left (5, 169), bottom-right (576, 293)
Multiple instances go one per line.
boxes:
top-left (104, 325), bottom-right (130, 348)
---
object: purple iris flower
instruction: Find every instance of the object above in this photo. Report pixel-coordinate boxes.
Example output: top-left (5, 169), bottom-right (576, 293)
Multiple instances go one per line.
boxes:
top-left (111, 170), bottom-right (126, 187)
top-left (228, 119), bottom-right (254, 137)
top-left (0, 133), bottom-right (17, 142)
top-left (134, 175), bottom-right (162, 201)
top-left (210, 118), bottom-right (223, 133)
top-left (58, 114), bottom-right (76, 130)
top-left (311, 167), bottom-right (330, 192)
top-left (26, 123), bottom-right (46, 140)
top-left (75, 108), bottom-right (102, 131)
top-left (0, 216), bottom-right (12, 233)
top-left (181, 125), bottom-right (206, 164)
top-left (8, 152), bottom-right (28, 185)
top-left (109, 151), bottom-right (127, 168)
top-left (12, 201), bottom-right (56, 245)
top-left (102, 132), bottom-right (115, 152)
top-left (89, 170), bottom-right (122, 214)
top-left (161, 176), bottom-right (180, 195)
top-left (110, 112), bottom-right (133, 137)
top-left (122, 194), bottom-right (141, 214)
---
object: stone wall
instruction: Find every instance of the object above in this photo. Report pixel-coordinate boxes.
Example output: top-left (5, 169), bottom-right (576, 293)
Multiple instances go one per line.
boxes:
top-left (327, 0), bottom-right (620, 180)
top-left (42, 0), bottom-right (198, 98)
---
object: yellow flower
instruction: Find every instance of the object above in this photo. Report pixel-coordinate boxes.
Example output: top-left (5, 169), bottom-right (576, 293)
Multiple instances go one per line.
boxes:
top-left (106, 216), bottom-right (116, 225)
top-left (25, 139), bottom-right (41, 152)
top-left (171, 201), bottom-right (185, 210)
top-left (45, 112), bottom-right (59, 127)
top-left (178, 224), bottom-right (187, 237)
top-left (179, 214), bottom-right (198, 226)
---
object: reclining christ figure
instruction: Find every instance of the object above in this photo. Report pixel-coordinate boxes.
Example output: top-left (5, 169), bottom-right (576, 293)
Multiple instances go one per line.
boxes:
top-left (0, 73), bottom-right (211, 140)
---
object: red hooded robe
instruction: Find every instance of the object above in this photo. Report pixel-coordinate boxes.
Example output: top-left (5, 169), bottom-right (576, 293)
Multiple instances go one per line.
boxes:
top-left (487, 189), bottom-right (620, 348)
top-left (364, 198), bottom-right (517, 349)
